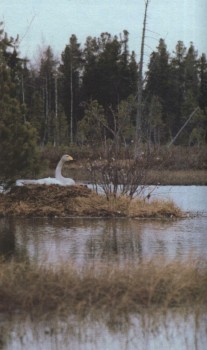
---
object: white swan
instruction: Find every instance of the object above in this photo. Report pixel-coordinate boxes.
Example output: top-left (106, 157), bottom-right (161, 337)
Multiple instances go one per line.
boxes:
top-left (16, 154), bottom-right (75, 186)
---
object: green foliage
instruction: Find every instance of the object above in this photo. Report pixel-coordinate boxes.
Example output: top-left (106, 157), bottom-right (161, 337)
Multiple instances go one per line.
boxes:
top-left (81, 31), bottom-right (138, 110)
top-left (0, 25), bottom-right (40, 183)
top-left (146, 95), bottom-right (164, 145)
top-left (0, 91), bottom-right (40, 181)
top-left (77, 100), bottom-right (106, 143)
top-left (115, 96), bottom-right (136, 142)
top-left (144, 39), bottom-right (206, 145)
top-left (77, 97), bottom-right (136, 145)
top-left (0, 100), bottom-right (40, 182)
top-left (199, 54), bottom-right (207, 111)
top-left (1, 21), bottom-right (206, 150)
top-left (60, 35), bottom-right (82, 139)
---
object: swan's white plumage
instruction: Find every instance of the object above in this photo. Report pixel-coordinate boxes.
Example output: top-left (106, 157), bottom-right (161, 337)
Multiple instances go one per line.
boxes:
top-left (16, 178), bottom-right (63, 186)
top-left (16, 154), bottom-right (75, 186)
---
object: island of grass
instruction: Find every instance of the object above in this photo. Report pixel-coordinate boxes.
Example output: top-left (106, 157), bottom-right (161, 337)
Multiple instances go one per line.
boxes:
top-left (0, 184), bottom-right (183, 218)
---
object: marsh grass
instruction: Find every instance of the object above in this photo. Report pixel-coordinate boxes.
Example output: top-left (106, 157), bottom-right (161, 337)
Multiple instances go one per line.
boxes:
top-left (74, 193), bottom-right (183, 218)
top-left (0, 185), bottom-right (183, 218)
top-left (0, 258), bottom-right (206, 318)
top-left (147, 169), bottom-right (207, 185)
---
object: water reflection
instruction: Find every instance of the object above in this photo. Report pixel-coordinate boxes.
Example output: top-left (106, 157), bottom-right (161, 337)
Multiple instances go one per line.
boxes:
top-left (85, 219), bottom-right (143, 263)
top-left (1, 186), bottom-right (207, 349)
top-left (1, 215), bottom-right (207, 266)
top-left (2, 310), bottom-right (206, 350)
top-left (0, 186), bottom-right (206, 265)
top-left (0, 220), bottom-right (29, 261)
top-left (0, 220), bottom-right (15, 259)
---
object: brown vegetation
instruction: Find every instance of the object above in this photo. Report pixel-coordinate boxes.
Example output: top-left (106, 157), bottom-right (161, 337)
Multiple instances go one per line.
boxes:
top-left (0, 185), bottom-right (182, 218)
top-left (0, 258), bottom-right (206, 316)
top-left (36, 145), bottom-right (207, 185)
top-left (147, 169), bottom-right (207, 185)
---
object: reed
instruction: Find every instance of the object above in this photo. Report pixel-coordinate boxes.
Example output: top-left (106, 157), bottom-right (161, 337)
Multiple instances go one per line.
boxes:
top-left (0, 258), bottom-right (206, 317)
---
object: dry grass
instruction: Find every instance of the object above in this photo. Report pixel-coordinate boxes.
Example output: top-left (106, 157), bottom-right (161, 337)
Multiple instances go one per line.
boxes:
top-left (0, 258), bottom-right (206, 317)
top-left (63, 158), bottom-right (207, 185)
top-left (0, 185), bottom-right (183, 218)
top-left (64, 164), bottom-right (207, 185)
top-left (74, 194), bottom-right (182, 218)
top-left (148, 170), bottom-right (207, 185)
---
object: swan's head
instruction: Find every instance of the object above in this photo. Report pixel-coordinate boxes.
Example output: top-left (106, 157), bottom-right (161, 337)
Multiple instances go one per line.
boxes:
top-left (62, 154), bottom-right (73, 162)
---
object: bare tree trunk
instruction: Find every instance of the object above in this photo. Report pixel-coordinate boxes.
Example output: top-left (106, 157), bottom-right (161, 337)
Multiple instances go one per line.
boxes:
top-left (42, 77), bottom-right (49, 145)
top-left (168, 107), bottom-right (200, 147)
top-left (70, 60), bottom-right (73, 144)
top-left (54, 72), bottom-right (58, 146)
top-left (136, 0), bottom-right (150, 150)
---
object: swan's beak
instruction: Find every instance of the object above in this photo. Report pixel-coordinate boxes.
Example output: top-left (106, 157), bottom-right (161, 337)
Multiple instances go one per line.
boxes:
top-left (67, 155), bottom-right (73, 161)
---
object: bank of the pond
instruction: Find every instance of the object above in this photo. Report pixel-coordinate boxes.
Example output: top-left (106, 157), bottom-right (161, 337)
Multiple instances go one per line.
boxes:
top-left (147, 169), bottom-right (207, 185)
top-left (0, 185), bottom-right (183, 218)
top-left (0, 259), bottom-right (206, 316)
top-left (66, 165), bottom-right (207, 186)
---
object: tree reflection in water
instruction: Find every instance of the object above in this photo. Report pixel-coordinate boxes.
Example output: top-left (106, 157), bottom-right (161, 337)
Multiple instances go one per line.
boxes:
top-left (0, 220), bottom-right (16, 260)
top-left (0, 219), bottom-right (29, 262)
top-left (85, 219), bottom-right (144, 264)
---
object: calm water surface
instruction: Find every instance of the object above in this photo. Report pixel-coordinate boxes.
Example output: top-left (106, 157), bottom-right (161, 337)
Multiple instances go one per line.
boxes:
top-left (2, 311), bottom-right (207, 350)
top-left (0, 186), bottom-right (207, 349)
top-left (0, 186), bottom-right (206, 265)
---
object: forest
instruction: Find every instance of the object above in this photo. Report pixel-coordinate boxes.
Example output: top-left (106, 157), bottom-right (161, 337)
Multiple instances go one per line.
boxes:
top-left (0, 22), bottom-right (207, 180)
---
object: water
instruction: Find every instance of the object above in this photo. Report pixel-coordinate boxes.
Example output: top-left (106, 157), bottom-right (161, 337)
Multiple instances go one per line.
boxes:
top-left (144, 185), bottom-right (207, 213)
top-left (0, 186), bottom-right (207, 349)
top-left (90, 185), bottom-right (207, 213)
top-left (1, 215), bottom-right (206, 266)
top-left (2, 311), bottom-right (207, 350)
top-left (0, 186), bottom-right (206, 265)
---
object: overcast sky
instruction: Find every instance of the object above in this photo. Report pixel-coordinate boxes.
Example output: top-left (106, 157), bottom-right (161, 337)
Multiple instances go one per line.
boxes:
top-left (1, 0), bottom-right (206, 65)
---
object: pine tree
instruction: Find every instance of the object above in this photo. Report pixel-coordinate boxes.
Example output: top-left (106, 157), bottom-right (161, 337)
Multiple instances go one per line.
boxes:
top-left (183, 43), bottom-right (199, 99)
top-left (0, 24), bottom-right (39, 184)
top-left (198, 53), bottom-right (207, 111)
top-left (77, 100), bottom-right (105, 144)
top-left (147, 95), bottom-right (164, 146)
top-left (145, 39), bottom-right (170, 141)
top-left (168, 41), bottom-right (187, 134)
top-left (82, 31), bottom-right (138, 110)
top-left (60, 35), bottom-right (82, 143)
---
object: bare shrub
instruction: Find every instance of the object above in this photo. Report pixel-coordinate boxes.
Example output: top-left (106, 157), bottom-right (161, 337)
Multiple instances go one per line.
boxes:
top-left (87, 143), bottom-right (154, 199)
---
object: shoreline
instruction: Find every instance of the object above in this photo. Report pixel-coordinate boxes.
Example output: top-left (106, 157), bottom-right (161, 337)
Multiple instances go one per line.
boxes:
top-left (65, 167), bottom-right (207, 186)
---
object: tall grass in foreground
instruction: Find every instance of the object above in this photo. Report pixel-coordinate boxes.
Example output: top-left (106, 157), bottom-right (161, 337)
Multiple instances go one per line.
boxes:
top-left (0, 258), bottom-right (206, 317)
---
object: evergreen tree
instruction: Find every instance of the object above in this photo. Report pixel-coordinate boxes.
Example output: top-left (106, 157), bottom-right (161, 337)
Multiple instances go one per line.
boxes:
top-left (38, 46), bottom-right (58, 144)
top-left (147, 95), bottom-right (164, 145)
top-left (183, 43), bottom-right (199, 99)
top-left (198, 53), bottom-right (207, 111)
top-left (60, 35), bottom-right (82, 143)
top-left (77, 100), bottom-right (106, 144)
top-left (168, 41), bottom-right (187, 134)
top-left (145, 39), bottom-right (170, 141)
top-left (82, 31), bottom-right (138, 111)
top-left (0, 24), bottom-right (39, 183)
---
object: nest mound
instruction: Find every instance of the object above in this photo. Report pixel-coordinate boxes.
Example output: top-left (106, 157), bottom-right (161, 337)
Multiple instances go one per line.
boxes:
top-left (0, 184), bottom-right (183, 219)
top-left (0, 185), bottom-right (92, 217)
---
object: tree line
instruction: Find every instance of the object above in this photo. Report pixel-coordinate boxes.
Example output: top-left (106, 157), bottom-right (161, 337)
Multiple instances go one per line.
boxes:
top-left (0, 23), bottom-right (207, 180)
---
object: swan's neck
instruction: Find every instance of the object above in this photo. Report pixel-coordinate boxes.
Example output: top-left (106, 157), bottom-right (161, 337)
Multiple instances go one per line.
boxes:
top-left (55, 159), bottom-right (65, 181)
